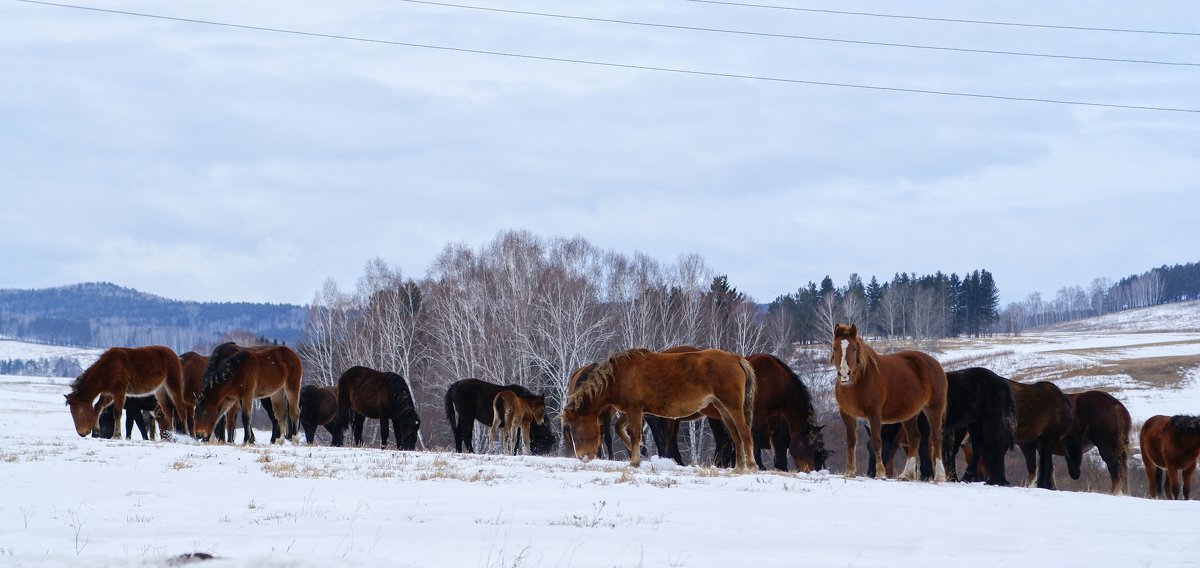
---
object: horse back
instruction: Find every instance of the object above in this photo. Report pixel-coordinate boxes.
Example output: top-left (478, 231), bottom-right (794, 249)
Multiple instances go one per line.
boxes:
top-left (1007, 379), bottom-right (1072, 445)
top-left (616, 349), bottom-right (748, 417)
top-left (247, 345), bottom-right (302, 397)
top-left (860, 350), bottom-right (946, 421)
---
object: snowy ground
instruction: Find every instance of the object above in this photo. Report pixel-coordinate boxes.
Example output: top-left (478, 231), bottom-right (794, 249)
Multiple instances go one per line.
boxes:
top-left (6, 303), bottom-right (1200, 567)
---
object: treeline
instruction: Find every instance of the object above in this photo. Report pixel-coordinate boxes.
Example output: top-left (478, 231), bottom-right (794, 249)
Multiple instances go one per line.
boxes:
top-left (0, 282), bottom-right (307, 352)
top-left (766, 270), bottom-right (1001, 344)
top-left (0, 356), bottom-right (83, 377)
top-left (999, 261), bottom-right (1200, 332)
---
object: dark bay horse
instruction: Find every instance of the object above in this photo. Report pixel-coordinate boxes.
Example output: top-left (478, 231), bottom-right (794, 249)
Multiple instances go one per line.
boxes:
top-left (1140, 414), bottom-right (1200, 499)
top-left (331, 366), bottom-right (421, 450)
top-left (299, 384), bottom-right (342, 444)
top-left (1059, 390), bottom-right (1132, 496)
top-left (830, 324), bottom-right (948, 481)
top-left (444, 378), bottom-right (546, 454)
top-left (957, 375), bottom-right (1073, 489)
top-left (193, 342), bottom-right (302, 444)
top-left (561, 348), bottom-right (756, 470)
top-left (489, 390), bottom-right (546, 455)
top-left (65, 345), bottom-right (186, 439)
top-left (95, 395), bottom-right (159, 440)
top-left (708, 354), bottom-right (829, 472)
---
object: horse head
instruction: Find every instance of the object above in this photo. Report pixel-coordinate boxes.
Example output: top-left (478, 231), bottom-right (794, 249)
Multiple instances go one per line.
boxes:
top-left (560, 406), bottom-right (601, 462)
top-left (64, 393), bottom-right (98, 437)
top-left (830, 323), bottom-right (876, 386)
top-left (531, 395), bottom-right (547, 425)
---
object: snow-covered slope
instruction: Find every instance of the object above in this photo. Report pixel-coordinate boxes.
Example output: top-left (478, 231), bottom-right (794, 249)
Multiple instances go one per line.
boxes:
top-left (3, 373), bottom-right (1199, 568)
top-left (0, 337), bottom-right (103, 368)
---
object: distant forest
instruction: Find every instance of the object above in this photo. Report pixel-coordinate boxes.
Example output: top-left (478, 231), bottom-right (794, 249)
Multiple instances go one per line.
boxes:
top-left (0, 282), bottom-right (306, 352)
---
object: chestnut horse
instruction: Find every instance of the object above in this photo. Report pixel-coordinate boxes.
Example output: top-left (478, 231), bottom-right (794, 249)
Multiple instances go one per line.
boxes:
top-left (331, 366), bottom-right (421, 450)
top-left (1059, 390), bottom-right (1132, 496)
top-left (1140, 414), bottom-right (1200, 500)
top-left (489, 390), bottom-right (547, 455)
top-left (561, 348), bottom-right (756, 470)
top-left (193, 342), bottom-right (302, 444)
top-left (299, 384), bottom-right (342, 444)
top-left (562, 363), bottom-right (619, 459)
top-left (64, 345), bottom-right (186, 439)
top-left (169, 351), bottom-right (239, 441)
top-left (830, 324), bottom-right (948, 481)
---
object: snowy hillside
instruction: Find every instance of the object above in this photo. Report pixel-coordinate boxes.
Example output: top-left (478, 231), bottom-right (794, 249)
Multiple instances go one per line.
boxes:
top-left (3, 372), bottom-right (1199, 568)
top-left (0, 337), bottom-right (103, 368)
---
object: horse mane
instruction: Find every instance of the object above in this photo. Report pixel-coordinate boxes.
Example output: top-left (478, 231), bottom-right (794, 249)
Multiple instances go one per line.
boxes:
top-left (1169, 414), bottom-right (1200, 436)
top-left (70, 349), bottom-right (114, 395)
top-left (564, 348), bottom-right (651, 415)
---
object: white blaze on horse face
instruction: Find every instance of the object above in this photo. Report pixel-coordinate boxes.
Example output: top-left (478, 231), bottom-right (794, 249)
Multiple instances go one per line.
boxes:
top-left (837, 340), bottom-right (851, 385)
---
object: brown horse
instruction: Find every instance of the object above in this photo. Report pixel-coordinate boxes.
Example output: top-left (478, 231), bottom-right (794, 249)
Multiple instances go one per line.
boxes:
top-left (330, 366), bottom-right (421, 450)
top-left (562, 363), bottom-right (619, 459)
top-left (1059, 390), bottom-right (1132, 496)
top-left (193, 342), bottom-right (302, 444)
top-left (489, 390), bottom-right (547, 455)
top-left (1140, 414), bottom-right (1200, 500)
top-left (830, 323), bottom-right (948, 481)
top-left (168, 351), bottom-right (239, 441)
top-left (64, 345), bottom-right (186, 439)
top-left (561, 348), bottom-right (756, 470)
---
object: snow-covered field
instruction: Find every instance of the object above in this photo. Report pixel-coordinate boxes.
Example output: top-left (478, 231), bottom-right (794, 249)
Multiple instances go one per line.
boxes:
top-left (0, 338), bottom-right (103, 368)
top-left (5, 302), bottom-right (1200, 567)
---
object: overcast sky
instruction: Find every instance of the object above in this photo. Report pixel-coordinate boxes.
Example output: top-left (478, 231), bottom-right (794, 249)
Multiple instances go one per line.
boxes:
top-left (3, 0), bottom-right (1198, 306)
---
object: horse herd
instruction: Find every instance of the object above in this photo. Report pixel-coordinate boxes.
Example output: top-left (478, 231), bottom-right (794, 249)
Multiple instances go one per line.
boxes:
top-left (62, 327), bottom-right (1200, 501)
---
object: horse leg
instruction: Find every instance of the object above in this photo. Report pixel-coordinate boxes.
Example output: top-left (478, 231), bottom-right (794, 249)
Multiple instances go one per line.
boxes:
top-left (614, 414), bottom-right (634, 456)
top-left (626, 410), bottom-right (645, 468)
top-left (944, 427), bottom-right (964, 482)
top-left (1142, 452), bottom-right (1159, 499)
top-left (1182, 463), bottom-right (1198, 501)
top-left (898, 418), bottom-right (923, 481)
top-left (459, 412), bottom-right (476, 453)
top-left (352, 414), bottom-right (366, 447)
top-left (267, 392), bottom-right (286, 445)
top-left (771, 423), bottom-right (791, 471)
top-left (924, 408), bottom-right (946, 483)
top-left (1096, 443), bottom-right (1122, 496)
top-left (379, 418), bottom-right (391, 450)
top-left (521, 420), bottom-right (533, 456)
top-left (1035, 439), bottom-right (1056, 490)
top-left (840, 411), bottom-right (858, 479)
top-left (1020, 443), bottom-right (1038, 488)
top-left (600, 411), bottom-right (614, 459)
top-left (868, 414), bottom-right (886, 479)
top-left (109, 390), bottom-right (127, 440)
top-left (708, 418), bottom-right (734, 468)
top-left (287, 386), bottom-right (300, 441)
top-left (240, 396), bottom-right (255, 444)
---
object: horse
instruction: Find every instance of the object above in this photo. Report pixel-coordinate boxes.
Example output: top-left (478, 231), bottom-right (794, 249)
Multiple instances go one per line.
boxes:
top-left (955, 376), bottom-right (1072, 489)
top-left (192, 342), bottom-right (302, 444)
top-left (299, 384), bottom-right (343, 444)
top-left (560, 348), bottom-right (757, 470)
top-left (830, 323), bottom-right (948, 481)
top-left (95, 395), bottom-right (159, 440)
top-left (489, 390), bottom-right (547, 455)
top-left (1059, 390), bottom-right (1132, 496)
top-left (562, 364), bottom-right (617, 459)
top-left (444, 378), bottom-right (547, 454)
top-left (64, 345), bottom-right (187, 439)
top-left (706, 354), bottom-right (830, 472)
top-left (165, 351), bottom-right (240, 441)
top-left (1140, 414), bottom-right (1200, 500)
top-left (331, 366), bottom-right (421, 450)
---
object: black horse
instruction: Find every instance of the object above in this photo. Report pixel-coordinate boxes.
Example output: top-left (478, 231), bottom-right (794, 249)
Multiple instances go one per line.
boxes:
top-left (868, 367), bottom-right (1016, 486)
top-left (298, 384), bottom-right (345, 444)
top-left (444, 378), bottom-right (550, 454)
top-left (94, 395), bottom-right (159, 440)
top-left (331, 366), bottom-right (421, 450)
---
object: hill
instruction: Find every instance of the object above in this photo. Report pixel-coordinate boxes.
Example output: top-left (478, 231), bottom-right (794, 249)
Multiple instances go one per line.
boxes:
top-left (0, 282), bottom-right (307, 352)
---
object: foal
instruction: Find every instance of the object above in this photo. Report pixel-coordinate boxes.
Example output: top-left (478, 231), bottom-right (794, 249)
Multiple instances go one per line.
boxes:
top-left (489, 390), bottom-right (546, 455)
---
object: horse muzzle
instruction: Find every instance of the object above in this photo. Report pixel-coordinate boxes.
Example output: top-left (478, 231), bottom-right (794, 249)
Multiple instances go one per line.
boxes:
top-left (837, 373), bottom-right (853, 386)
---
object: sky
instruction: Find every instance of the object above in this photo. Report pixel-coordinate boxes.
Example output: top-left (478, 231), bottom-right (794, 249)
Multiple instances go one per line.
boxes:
top-left (2, 0), bottom-right (1198, 306)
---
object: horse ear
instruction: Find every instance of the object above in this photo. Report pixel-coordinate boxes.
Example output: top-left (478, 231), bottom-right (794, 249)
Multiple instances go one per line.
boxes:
top-left (849, 324), bottom-right (857, 337)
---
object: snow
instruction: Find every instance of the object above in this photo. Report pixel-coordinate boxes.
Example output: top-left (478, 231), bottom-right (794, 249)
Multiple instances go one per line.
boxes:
top-left (5, 371), bottom-right (1200, 567)
top-left (0, 338), bottom-right (103, 368)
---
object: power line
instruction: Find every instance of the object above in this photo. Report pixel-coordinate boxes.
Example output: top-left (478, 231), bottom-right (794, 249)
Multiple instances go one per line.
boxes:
top-left (11, 0), bottom-right (1200, 114)
top-left (395, 0), bottom-right (1200, 68)
top-left (682, 0), bottom-right (1200, 38)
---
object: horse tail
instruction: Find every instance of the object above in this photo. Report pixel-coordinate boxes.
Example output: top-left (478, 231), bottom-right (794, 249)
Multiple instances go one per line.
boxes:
top-left (1000, 379), bottom-right (1017, 450)
top-left (444, 384), bottom-right (460, 447)
top-left (738, 357), bottom-right (756, 428)
top-left (1117, 406), bottom-right (1133, 495)
top-left (492, 392), bottom-right (506, 430)
top-left (333, 370), bottom-right (355, 447)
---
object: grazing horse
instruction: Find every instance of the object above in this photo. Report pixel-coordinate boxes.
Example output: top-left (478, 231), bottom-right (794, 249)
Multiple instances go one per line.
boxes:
top-left (331, 366), bottom-right (421, 450)
top-left (708, 354), bottom-right (830, 472)
top-left (64, 345), bottom-right (186, 439)
top-left (489, 390), bottom-right (547, 455)
top-left (299, 384), bottom-right (343, 444)
top-left (830, 324), bottom-right (948, 481)
top-left (193, 342), bottom-right (302, 444)
top-left (957, 376), bottom-right (1072, 489)
top-left (444, 378), bottom-right (546, 454)
top-left (95, 395), bottom-right (159, 440)
top-left (561, 348), bottom-right (757, 470)
top-left (168, 351), bottom-right (240, 441)
top-left (562, 364), bottom-right (618, 459)
top-left (1058, 390), bottom-right (1132, 496)
top-left (1140, 414), bottom-right (1200, 500)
